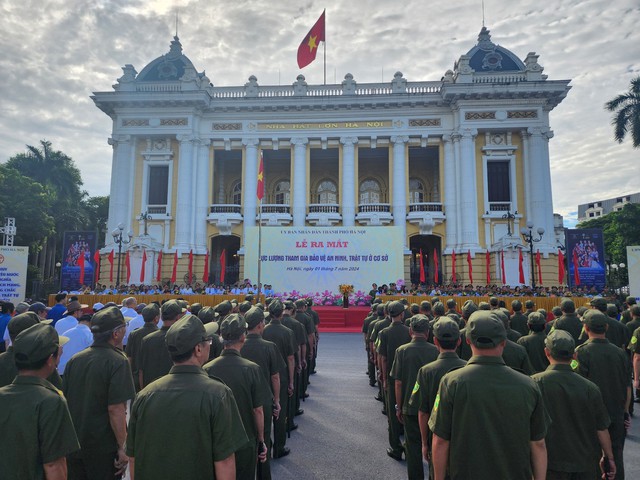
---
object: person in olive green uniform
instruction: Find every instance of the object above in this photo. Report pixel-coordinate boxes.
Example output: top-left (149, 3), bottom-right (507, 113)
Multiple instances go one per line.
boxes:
top-left (629, 322), bottom-right (640, 404)
top-left (550, 298), bottom-right (583, 342)
top-left (533, 330), bottom-right (616, 479)
top-left (127, 314), bottom-right (246, 480)
top-left (517, 312), bottom-right (549, 374)
top-left (0, 323), bottom-right (79, 479)
top-left (495, 309), bottom-right (534, 375)
top-left (390, 314), bottom-right (439, 479)
top-left (263, 299), bottom-right (295, 458)
top-left (295, 299), bottom-right (315, 401)
top-left (377, 301), bottom-right (411, 460)
top-left (524, 299), bottom-right (536, 317)
top-left (510, 300), bottom-right (529, 337)
top-left (205, 314), bottom-right (268, 479)
top-left (370, 303), bottom-right (391, 403)
top-left (362, 303), bottom-right (379, 386)
top-left (411, 318), bottom-right (466, 480)
top-left (624, 305), bottom-right (640, 336)
top-left (429, 310), bottom-right (549, 480)
top-left (63, 306), bottom-right (136, 480)
top-left (283, 300), bottom-right (306, 421)
top-left (575, 310), bottom-right (631, 479)
top-left (138, 299), bottom-right (186, 388)
top-left (198, 306), bottom-right (224, 360)
top-left (581, 297), bottom-right (630, 350)
top-left (306, 297), bottom-right (320, 375)
top-left (456, 300), bottom-right (477, 361)
top-left (0, 312), bottom-right (62, 389)
top-left (621, 296), bottom-right (636, 324)
top-left (125, 303), bottom-right (159, 391)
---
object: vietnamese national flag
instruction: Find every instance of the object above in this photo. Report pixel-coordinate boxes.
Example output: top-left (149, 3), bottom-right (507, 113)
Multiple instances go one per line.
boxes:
top-left (486, 251), bottom-right (491, 284)
top-left (140, 249), bottom-right (147, 283)
top-left (419, 249), bottom-right (426, 283)
top-left (156, 251), bottom-right (163, 282)
top-left (501, 250), bottom-right (506, 285)
top-left (108, 249), bottom-right (114, 282)
top-left (297, 10), bottom-right (326, 69)
top-left (203, 250), bottom-right (210, 283)
top-left (78, 249), bottom-right (85, 285)
top-left (125, 251), bottom-right (131, 284)
top-left (451, 250), bottom-right (456, 283)
top-left (558, 249), bottom-right (565, 284)
top-left (536, 250), bottom-right (543, 285)
top-left (188, 250), bottom-right (194, 282)
top-left (518, 249), bottom-right (525, 284)
top-left (257, 151), bottom-right (265, 201)
top-left (220, 250), bottom-right (227, 284)
top-left (572, 249), bottom-right (581, 286)
top-left (171, 251), bottom-right (178, 283)
top-left (93, 250), bottom-right (100, 284)
top-left (433, 248), bottom-right (439, 284)
top-left (467, 251), bottom-right (473, 284)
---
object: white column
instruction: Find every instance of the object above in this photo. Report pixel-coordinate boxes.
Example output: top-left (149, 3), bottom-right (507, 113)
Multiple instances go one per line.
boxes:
top-left (243, 138), bottom-right (259, 229)
top-left (194, 139), bottom-right (211, 253)
top-left (452, 132), bottom-right (463, 250)
top-left (174, 134), bottom-right (195, 251)
top-left (459, 128), bottom-right (480, 250)
top-left (217, 159), bottom-right (225, 204)
top-left (105, 135), bottom-right (131, 248)
top-left (391, 136), bottom-right (409, 249)
top-left (528, 127), bottom-right (556, 251)
top-left (340, 137), bottom-right (358, 226)
top-left (291, 137), bottom-right (308, 226)
top-left (443, 134), bottom-right (457, 252)
top-left (521, 129), bottom-right (532, 217)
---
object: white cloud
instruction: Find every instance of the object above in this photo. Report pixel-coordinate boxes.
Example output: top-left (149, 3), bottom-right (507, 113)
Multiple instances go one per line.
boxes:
top-left (1, 0), bottom-right (638, 223)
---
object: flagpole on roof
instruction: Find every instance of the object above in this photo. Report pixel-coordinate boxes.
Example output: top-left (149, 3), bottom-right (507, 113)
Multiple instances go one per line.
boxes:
top-left (257, 150), bottom-right (264, 301)
top-left (323, 9), bottom-right (326, 85)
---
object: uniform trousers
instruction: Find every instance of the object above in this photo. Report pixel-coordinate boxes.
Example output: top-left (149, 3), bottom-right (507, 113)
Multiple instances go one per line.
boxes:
top-left (385, 379), bottom-right (403, 455)
top-left (273, 376), bottom-right (289, 455)
top-left (236, 443), bottom-right (257, 480)
top-left (258, 403), bottom-right (273, 480)
top-left (610, 417), bottom-right (626, 479)
top-left (404, 414), bottom-right (425, 480)
top-left (68, 450), bottom-right (120, 480)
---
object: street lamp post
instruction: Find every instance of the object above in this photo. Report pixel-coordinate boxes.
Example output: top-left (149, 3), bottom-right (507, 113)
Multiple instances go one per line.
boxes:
top-left (520, 221), bottom-right (545, 289)
top-left (111, 223), bottom-right (133, 288)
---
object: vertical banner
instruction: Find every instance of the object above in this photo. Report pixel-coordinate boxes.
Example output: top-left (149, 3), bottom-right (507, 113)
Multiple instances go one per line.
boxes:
top-left (61, 231), bottom-right (97, 291)
top-left (0, 246), bottom-right (29, 302)
top-left (565, 229), bottom-right (605, 290)
top-left (627, 246), bottom-right (640, 300)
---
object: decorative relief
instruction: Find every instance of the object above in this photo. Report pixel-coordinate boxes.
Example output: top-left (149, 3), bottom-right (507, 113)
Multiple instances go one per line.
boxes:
top-left (160, 118), bottom-right (188, 126)
top-left (508, 110), bottom-right (538, 119)
top-left (465, 112), bottom-right (496, 120)
top-left (409, 119), bottom-right (441, 127)
top-left (212, 123), bottom-right (242, 131)
top-left (122, 119), bottom-right (149, 127)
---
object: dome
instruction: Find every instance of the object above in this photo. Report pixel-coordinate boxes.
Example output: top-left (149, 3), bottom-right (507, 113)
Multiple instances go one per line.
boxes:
top-left (465, 27), bottom-right (525, 72)
top-left (136, 36), bottom-right (197, 82)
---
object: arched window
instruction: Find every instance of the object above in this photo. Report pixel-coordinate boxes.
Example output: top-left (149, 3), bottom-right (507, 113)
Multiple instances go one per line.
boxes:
top-left (274, 180), bottom-right (290, 204)
top-left (359, 178), bottom-right (381, 204)
top-left (317, 180), bottom-right (337, 204)
top-left (409, 178), bottom-right (424, 203)
top-left (231, 181), bottom-right (242, 205)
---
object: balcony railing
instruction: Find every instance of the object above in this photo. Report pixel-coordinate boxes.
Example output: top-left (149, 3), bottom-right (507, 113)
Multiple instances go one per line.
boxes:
top-left (261, 204), bottom-right (291, 214)
top-left (488, 202), bottom-right (512, 212)
top-left (358, 203), bottom-right (391, 213)
top-left (209, 204), bottom-right (242, 214)
top-left (408, 203), bottom-right (443, 213)
top-left (308, 204), bottom-right (340, 214)
top-left (147, 205), bottom-right (167, 215)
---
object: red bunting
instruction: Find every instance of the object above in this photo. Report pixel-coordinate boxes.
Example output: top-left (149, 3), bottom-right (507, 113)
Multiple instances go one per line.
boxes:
top-left (419, 249), bottom-right (426, 283)
top-left (125, 251), bottom-right (131, 284)
top-left (451, 250), bottom-right (457, 283)
top-left (501, 250), bottom-right (506, 285)
top-left (220, 250), bottom-right (227, 284)
top-left (171, 251), bottom-right (178, 283)
top-left (467, 251), bottom-right (473, 284)
top-left (108, 250), bottom-right (114, 283)
top-left (140, 249), bottom-right (147, 283)
top-left (536, 250), bottom-right (543, 285)
top-left (203, 250), bottom-right (210, 283)
top-left (518, 249), bottom-right (525, 284)
top-left (156, 251), bottom-right (163, 282)
top-left (188, 249), bottom-right (194, 282)
top-left (78, 249), bottom-right (85, 285)
top-left (572, 249), bottom-right (581, 286)
top-left (486, 251), bottom-right (491, 284)
top-left (93, 250), bottom-right (100, 284)
top-left (558, 249), bottom-right (565, 284)
top-left (433, 248), bottom-right (439, 284)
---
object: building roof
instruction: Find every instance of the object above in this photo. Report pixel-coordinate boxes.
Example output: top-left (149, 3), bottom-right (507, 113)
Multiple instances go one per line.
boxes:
top-left (465, 27), bottom-right (525, 72)
top-left (136, 36), bottom-right (199, 82)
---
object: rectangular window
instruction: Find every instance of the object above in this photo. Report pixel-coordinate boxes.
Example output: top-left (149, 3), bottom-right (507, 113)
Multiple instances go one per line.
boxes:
top-left (487, 160), bottom-right (510, 202)
top-left (148, 166), bottom-right (169, 205)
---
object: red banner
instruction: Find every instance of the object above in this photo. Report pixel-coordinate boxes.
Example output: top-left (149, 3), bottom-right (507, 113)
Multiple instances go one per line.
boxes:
top-left (220, 250), bottom-right (227, 284)
top-left (486, 251), bottom-right (491, 284)
top-left (140, 249), bottom-right (147, 283)
top-left (203, 250), bottom-right (209, 283)
top-left (501, 250), bottom-right (506, 285)
top-left (519, 249), bottom-right (525, 284)
top-left (419, 249), bottom-right (426, 283)
top-left (536, 250), bottom-right (543, 285)
top-left (572, 249), bottom-right (581, 286)
top-left (93, 250), bottom-right (100, 284)
top-left (558, 249), bottom-right (565, 284)
top-left (171, 251), bottom-right (178, 283)
top-left (125, 251), bottom-right (131, 284)
top-left (188, 249), bottom-right (194, 282)
top-left (467, 251), bottom-right (473, 284)
top-left (297, 10), bottom-right (326, 69)
top-left (108, 250), bottom-right (114, 283)
top-left (451, 250), bottom-right (456, 282)
top-left (156, 251), bottom-right (163, 282)
top-left (433, 248), bottom-right (439, 284)
top-left (78, 249), bottom-right (85, 285)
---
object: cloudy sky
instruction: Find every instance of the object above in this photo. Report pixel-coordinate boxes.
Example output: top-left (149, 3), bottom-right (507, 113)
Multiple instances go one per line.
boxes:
top-left (1, 0), bottom-right (638, 226)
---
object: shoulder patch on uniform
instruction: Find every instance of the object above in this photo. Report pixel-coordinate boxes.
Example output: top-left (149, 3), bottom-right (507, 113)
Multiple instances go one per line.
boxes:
top-left (549, 326), bottom-right (555, 334)
top-left (433, 393), bottom-right (440, 412)
top-left (570, 359), bottom-right (579, 370)
top-left (412, 381), bottom-right (420, 395)
top-left (632, 336), bottom-right (638, 345)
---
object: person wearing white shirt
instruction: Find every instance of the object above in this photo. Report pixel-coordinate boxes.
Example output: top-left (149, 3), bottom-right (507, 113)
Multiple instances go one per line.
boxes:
top-left (123, 303), bottom-right (146, 346)
top-left (54, 301), bottom-right (85, 336)
top-left (58, 314), bottom-right (93, 374)
top-left (120, 297), bottom-right (138, 320)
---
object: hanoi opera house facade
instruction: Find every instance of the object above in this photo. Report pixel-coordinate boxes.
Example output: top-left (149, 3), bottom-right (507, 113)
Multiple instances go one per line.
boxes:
top-left (93, 27), bottom-right (571, 289)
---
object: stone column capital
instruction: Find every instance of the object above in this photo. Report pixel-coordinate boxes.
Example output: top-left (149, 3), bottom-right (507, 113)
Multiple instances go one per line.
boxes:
top-left (459, 128), bottom-right (478, 139)
top-left (242, 138), bottom-right (260, 147)
top-left (340, 136), bottom-right (359, 146)
top-left (108, 134), bottom-right (131, 146)
top-left (290, 137), bottom-right (309, 147)
top-left (176, 134), bottom-right (197, 144)
top-left (390, 135), bottom-right (409, 145)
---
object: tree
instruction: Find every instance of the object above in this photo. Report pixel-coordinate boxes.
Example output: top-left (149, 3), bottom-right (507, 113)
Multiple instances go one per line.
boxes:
top-left (605, 76), bottom-right (640, 148)
top-left (82, 195), bottom-right (109, 246)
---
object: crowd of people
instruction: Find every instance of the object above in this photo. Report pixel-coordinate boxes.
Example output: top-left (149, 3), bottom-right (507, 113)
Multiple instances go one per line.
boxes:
top-left (362, 294), bottom-right (639, 479)
top-left (0, 292), bottom-right (320, 479)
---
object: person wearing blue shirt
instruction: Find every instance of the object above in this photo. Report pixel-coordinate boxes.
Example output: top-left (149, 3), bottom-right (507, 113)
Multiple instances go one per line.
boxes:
top-left (46, 294), bottom-right (68, 325)
top-left (0, 302), bottom-right (14, 353)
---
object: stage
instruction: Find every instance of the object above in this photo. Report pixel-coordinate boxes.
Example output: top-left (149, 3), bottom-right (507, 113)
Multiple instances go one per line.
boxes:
top-left (314, 306), bottom-right (369, 333)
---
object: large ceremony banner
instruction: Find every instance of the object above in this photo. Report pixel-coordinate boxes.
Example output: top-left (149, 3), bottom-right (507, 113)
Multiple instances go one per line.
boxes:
top-left (244, 226), bottom-right (404, 294)
top-left (61, 231), bottom-right (97, 291)
top-left (627, 246), bottom-right (640, 300)
top-left (0, 246), bottom-right (29, 302)
top-left (566, 228), bottom-right (606, 290)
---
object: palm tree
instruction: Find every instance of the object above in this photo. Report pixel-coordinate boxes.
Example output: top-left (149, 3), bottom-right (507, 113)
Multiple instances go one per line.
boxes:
top-left (605, 76), bottom-right (640, 148)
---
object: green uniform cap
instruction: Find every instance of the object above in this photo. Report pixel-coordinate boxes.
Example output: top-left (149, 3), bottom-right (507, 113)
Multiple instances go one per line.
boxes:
top-left (545, 330), bottom-right (575, 359)
top-left (239, 301), bottom-right (252, 314)
top-left (461, 300), bottom-right (478, 317)
top-left (511, 300), bottom-right (522, 311)
top-left (245, 307), bottom-right (265, 330)
top-left (582, 310), bottom-right (608, 330)
top-left (294, 299), bottom-right (306, 309)
top-left (433, 302), bottom-right (446, 316)
top-left (142, 304), bottom-right (160, 322)
top-left (220, 314), bottom-right (247, 341)
top-left (524, 300), bottom-right (535, 309)
top-left (589, 297), bottom-right (607, 310)
top-left (284, 300), bottom-right (296, 311)
top-left (215, 300), bottom-right (233, 316)
top-left (409, 314), bottom-right (430, 332)
top-left (433, 317), bottom-right (461, 341)
top-left (7, 312), bottom-right (46, 338)
top-left (197, 306), bottom-right (218, 324)
top-left (527, 311), bottom-right (546, 326)
top-left (14, 323), bottom-right (69, 364)
top-left (466, 310), bottom-right (507, 348)
top-left (176, 299), bottom-right (189, 309)
top-left (268, 299), bottom-right (284, 316)
top-left (606, 304), bottom-right (618, 318)
top-left (165, 314), bottom-right (210, 355)
top-left (560, 298), bottom-right (575, 312)
top-left (189, 303), bottom-right (203, 316)
top-left (161, 299), bottom-right (187, 320)
top-left (626, 296), bottom-right (636, 305)
top-left (388, 301), bottom-right (405, 317)
top-left (90, 306), bottom-right (126, 333)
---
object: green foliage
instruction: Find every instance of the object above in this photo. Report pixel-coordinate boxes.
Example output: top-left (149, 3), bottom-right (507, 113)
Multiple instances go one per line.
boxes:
top-left (82, 195), bottom-right (109, 246)
top-left (605, 76), bottom-right (640, 148)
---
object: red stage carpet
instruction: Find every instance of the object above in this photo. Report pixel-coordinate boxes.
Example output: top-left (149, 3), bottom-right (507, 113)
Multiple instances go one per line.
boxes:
top-left (314, 306), bottom-right (369, 333)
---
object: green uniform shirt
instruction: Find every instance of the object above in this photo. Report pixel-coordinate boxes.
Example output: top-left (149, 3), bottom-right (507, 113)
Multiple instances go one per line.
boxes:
top-left (307, 307), bottom-right (320, 329)
top-left (456, 329), bottom-right (473, 361)
top-left (204, 349), bottom-right (265, 445)
top-left (628, 326), bottom-right (640, 354)
top-left (510, 312), bottom-right (529, 337)
top-left (428, 355), bottom-right (549, 480)
top-left (263, 319), bottom-right (295, 382)
top-left (376, 322), bottom-right (411, 376)
top-left (370, 317), bottom-right (391, 348)
top-left (63, 343), bottom-right (136, 454)
top-left (532, 364), bottom-right (610, 472)
top-left (366, 315), bottom-right (385, 344)
top-left (517, 332), bottom-right (549, 374)
top-left (241, 333), bottom-right (284, 402)
top-left (126, 364), bottom-right (248, 480)
top-left (125, 323), bottom-right (158, 390)
top-left (0, 376), bottom-right (80, 479)
top-left (624, 318), bottom-right (640, 338)
top-left (389, 337), bottom-right (439, 415)
top-left (208, 333), bottom-right (224, 361)
top-left (0, 346), bottom-right (62, 389)
top-left (575, 338), bottom-right (631, 421)
top-left (283, 314), bottom-right (306, 349)
top-left (551, 313), bottom-right (583, 342)
top-left (296, 311), bottom-right (315, 337)
top-left (502, 339), bottom-right (534, 375)
top-left (409, 351), bottom-right (467, 415)
top-left (139, 326), bottom-right (173, 387)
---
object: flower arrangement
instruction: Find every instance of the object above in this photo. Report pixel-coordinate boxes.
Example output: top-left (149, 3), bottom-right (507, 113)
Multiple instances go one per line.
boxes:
top-left (339, 284), bottom-right (354, 295)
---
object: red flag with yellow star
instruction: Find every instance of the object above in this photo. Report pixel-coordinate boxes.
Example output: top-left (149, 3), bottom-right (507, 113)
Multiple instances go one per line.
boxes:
top-left (257, 151), bottom-right (265, 201)
top-left (297, 10), bottom-right (325, 69)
